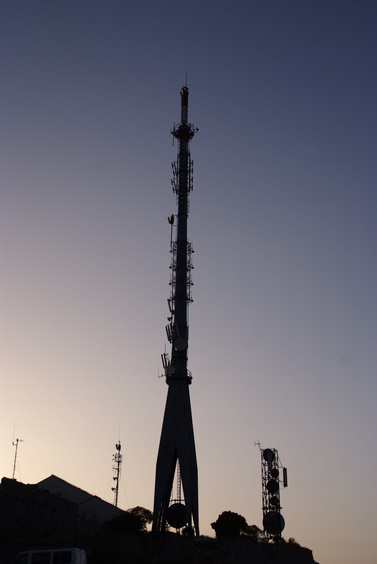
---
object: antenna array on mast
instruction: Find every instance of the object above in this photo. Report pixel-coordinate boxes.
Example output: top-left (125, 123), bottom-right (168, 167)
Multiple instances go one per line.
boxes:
top-left (153, 86), bottom-right (199, 535)
top-left (256, 443), bottom-right (288, 539)
top-left (112, 441), bottom-right (122, 507)
top-left (12, 438), bottom-right (24, 480)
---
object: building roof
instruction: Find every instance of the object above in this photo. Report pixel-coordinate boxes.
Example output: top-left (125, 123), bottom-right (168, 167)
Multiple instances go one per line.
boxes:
top-left (37, 474), bottom-right (122, 525)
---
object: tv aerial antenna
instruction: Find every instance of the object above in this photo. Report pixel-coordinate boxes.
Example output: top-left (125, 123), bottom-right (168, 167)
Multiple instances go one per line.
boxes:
top-left (12, 438), bottom-right (24, 480)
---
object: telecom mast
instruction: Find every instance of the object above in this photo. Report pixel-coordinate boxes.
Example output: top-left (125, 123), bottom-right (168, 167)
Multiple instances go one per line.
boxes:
top-left (112, 441), bottom-right (122, 507)
top-left (256, 443), bottom-right (288, 539)
top-left (153, 86), bottom-right (199, 535)
top-left (12, 438), bottom-right (24, 480)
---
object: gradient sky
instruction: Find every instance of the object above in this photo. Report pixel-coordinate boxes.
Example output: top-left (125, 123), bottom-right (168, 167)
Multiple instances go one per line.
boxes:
top-left (1, 2), bottom-right (377, 563)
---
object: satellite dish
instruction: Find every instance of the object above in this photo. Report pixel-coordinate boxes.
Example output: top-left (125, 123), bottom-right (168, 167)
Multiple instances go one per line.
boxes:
top-left (263, 511), bottom-right (285, 535)
top-left (269, 495), bottom-right (279, 507)
top-left (166, 365), bottom-right (176, 375)
top-left (270, 468), bottom-right (279, 478)
top-left (263, 449), bottom-right (275, 462)
top-left (166, 502), bottom-right (187, 529)
top-left (266, 479), bottom-right (279, 494)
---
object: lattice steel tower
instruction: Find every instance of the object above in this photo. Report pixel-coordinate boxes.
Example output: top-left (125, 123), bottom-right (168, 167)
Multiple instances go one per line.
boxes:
top-left (153, 86), bottom-right (199, 535)
top-left (112, 441), bottom-right (122, 507)
top-left (257, 444), bottom-right (288, 539)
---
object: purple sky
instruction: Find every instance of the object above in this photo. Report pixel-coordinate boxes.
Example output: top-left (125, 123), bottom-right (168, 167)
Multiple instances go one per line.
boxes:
top-left (1, 2), bottom-right (377, 563)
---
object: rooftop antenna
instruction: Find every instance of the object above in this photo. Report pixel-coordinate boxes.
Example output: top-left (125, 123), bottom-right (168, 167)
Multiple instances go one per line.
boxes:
top-left (12, 438), bottom-right (24, 480)
top-left (111, 440), bottom-right (122, 507)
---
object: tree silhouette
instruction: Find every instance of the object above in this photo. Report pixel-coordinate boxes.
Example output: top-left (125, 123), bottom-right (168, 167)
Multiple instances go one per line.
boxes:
top-left (244, 524), bottom-right (265, 541)
top-left (101, 506), bottom-right (153, 534)
top-left (128, 506), bottom-right (153, 531)
top-left (211, 511), bottom-right (248, 538)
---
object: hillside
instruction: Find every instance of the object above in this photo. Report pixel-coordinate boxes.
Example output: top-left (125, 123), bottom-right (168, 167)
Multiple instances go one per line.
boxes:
top-left (89, 532), bottom-right (319, 564)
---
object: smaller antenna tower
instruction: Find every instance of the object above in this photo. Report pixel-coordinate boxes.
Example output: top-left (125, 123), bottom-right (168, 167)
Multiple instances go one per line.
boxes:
top-left (111, 441), bottom-right (122, 507)
top-left (12, 438), bottom-right (24, 480)
top-left (256, 443), bottom-right (288, 539)
top-left (166, 460), bottom-right (187, 532)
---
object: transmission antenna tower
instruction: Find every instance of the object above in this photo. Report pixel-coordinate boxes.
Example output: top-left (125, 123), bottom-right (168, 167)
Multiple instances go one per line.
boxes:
top-left (256, 444), bottom-right (288, 539)
top-left (12, 438), bottom-right (24, 480)
top-left (153, 86), bottom-right (199, 535)
top-left (112, 441), bottom-right (122, 507)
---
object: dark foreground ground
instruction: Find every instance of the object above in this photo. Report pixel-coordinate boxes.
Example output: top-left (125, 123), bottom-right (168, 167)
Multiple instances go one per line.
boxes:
top-left (3, 533), bottom-right (319, 564)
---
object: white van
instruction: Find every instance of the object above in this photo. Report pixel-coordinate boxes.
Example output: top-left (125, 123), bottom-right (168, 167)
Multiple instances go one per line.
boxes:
top-left (12, 548), bottom-right (87, 564)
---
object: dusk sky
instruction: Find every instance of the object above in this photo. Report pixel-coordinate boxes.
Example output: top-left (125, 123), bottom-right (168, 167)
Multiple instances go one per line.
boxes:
top-left (1, 2), bottom-right (377, 563)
